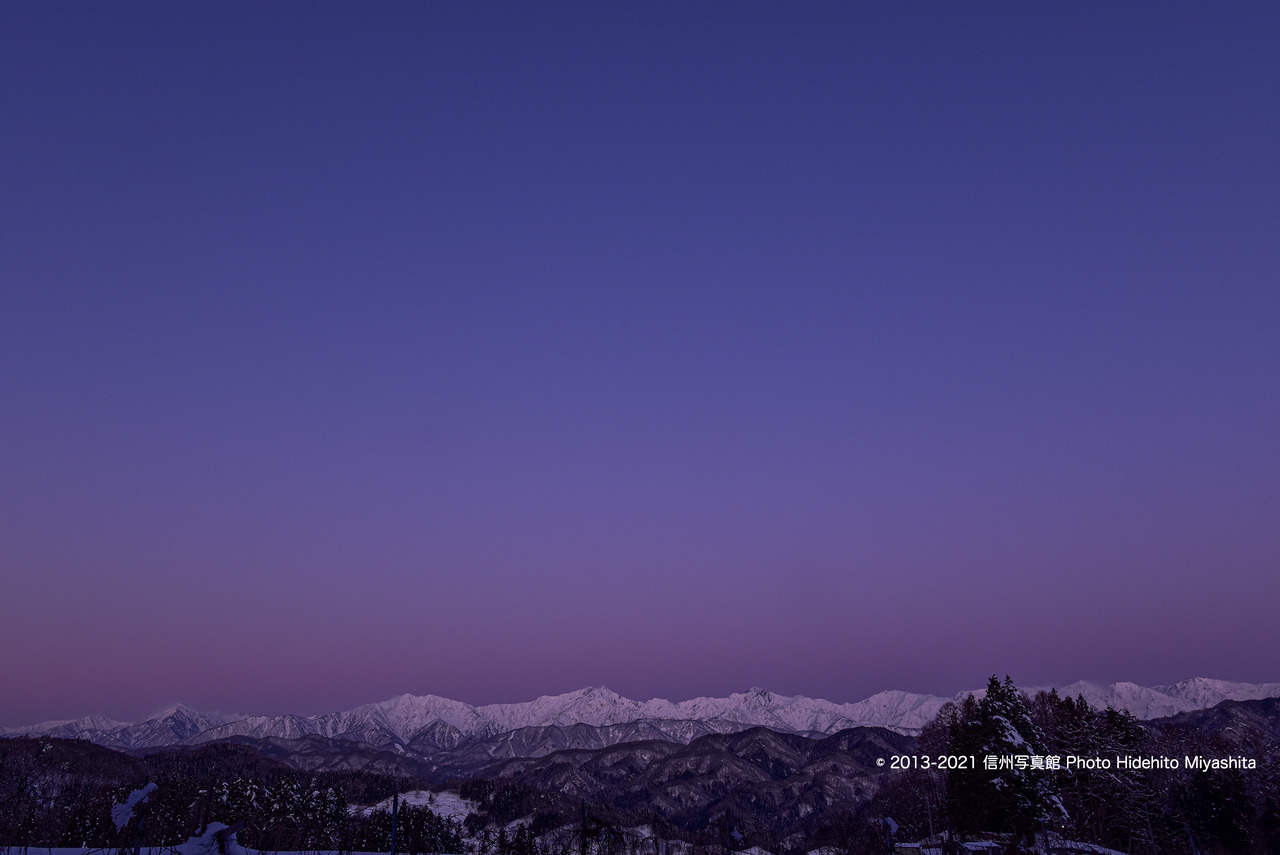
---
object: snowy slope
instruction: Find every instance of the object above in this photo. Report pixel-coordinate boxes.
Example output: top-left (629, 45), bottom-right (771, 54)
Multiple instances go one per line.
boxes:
top-left (1157, 677), bottom-right (1280, 708)
top-left (1020, 678), bottom-right (1280, 720)
top-left (7, 678), bottom-right (1279, 753)
top-left (1, 704), bottom-right (242, 749)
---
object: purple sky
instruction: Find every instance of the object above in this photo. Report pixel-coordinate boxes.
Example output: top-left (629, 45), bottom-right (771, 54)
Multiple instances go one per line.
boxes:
top-left (2, 3), bottom-right (1278, 727)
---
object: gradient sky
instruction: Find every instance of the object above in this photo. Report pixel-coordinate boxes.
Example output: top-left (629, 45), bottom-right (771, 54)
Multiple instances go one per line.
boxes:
top-left (2, 3), bottom-right (1278, 727)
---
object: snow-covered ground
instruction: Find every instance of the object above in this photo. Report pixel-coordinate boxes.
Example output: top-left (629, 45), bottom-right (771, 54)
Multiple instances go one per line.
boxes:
top-left (357, 788), bottom-right (478, 818)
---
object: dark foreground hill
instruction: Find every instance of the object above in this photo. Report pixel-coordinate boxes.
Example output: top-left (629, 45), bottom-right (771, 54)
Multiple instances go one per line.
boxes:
top-left (0, 724), bottom-right (913, 852)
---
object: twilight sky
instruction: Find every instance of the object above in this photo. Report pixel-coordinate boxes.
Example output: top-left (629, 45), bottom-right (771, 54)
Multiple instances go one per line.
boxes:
top-left (2, 3), bottom-right (1278, 727)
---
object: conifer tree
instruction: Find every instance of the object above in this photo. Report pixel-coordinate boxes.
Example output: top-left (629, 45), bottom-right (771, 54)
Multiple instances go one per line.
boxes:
top-left (946, 676), bottom-right (1066, 840)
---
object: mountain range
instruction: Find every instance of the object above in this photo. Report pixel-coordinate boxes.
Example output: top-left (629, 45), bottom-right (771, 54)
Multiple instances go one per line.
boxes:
top-left (7, 690), bottom-right (1280, 853)
top-left (6, 677), bottom-right (1279, 769)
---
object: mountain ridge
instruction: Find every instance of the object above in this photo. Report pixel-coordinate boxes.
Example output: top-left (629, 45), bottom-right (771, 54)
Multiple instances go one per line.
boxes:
top-left (6, 678), bottom-right (1278, 760)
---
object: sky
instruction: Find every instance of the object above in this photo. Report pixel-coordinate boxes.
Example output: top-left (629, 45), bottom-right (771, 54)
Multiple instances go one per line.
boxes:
top-left (2, 2), bottom-right (1278, 727)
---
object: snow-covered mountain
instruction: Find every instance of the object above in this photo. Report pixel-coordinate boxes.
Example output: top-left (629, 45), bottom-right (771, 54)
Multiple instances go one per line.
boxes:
top-left (1022, 678), bottom-right (1280, 720)
top-left (4, 704), bottom-right (244, 751)
top-left (1158, 677), bottom-right (1280, 710)
top-left (6, 679), bottom-right (1278, 759)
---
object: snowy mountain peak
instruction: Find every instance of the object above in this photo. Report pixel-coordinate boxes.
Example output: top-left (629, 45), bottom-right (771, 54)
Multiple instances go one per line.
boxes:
top-left (7, 678), bottom-right (1279, 753)
top-left (740, 687), bottom-right (780, 702)
top-left (1159, 677), bottom-right (1280, 709)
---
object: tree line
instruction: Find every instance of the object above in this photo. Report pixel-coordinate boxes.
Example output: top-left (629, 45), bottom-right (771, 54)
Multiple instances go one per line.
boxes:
top-left (860, 676), bottom-right (1279, 854)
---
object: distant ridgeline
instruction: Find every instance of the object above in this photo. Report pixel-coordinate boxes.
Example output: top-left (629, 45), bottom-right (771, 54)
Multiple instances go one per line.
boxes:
top-left (5, 677), bottom-right (1278, 764)
top-left (2, 677), bottom-right (1279, 854)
